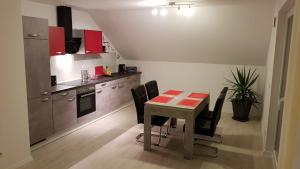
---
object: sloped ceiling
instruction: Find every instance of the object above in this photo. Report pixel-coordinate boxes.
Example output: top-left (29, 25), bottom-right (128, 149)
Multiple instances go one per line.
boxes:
top-left (88, 0), bottom-right (275, 65)
top-left (27, 0), bottom-right (275, 65)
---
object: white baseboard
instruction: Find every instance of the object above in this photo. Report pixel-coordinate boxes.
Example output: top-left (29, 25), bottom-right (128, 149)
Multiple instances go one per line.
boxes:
top-left (5, 155), bottom-right (33, 169)
top-left (263, 150), bottom-right (277, 169)
top-left (272, 150), bottom-right (278, 169)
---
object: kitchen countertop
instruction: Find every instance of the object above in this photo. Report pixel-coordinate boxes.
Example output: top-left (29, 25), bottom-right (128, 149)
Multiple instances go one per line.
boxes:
top-left (51, 72), bottom-right (141, 94)
top-left (51, 85), bottom-right (77, 94)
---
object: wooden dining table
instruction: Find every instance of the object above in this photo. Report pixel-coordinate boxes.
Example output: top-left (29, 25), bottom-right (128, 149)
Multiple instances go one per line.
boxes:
top-left (144, 90), bottom-right (210, 159)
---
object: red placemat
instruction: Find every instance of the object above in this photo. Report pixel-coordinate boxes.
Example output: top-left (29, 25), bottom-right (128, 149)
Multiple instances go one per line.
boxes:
top-left (188, 92), bottom-right (209, 99)
top-left (149, 96), bottom-right (173, 104)
top-left (177, 99), bottom-right (202, 108)
top-left (163, 90), bottom-right (183, 96)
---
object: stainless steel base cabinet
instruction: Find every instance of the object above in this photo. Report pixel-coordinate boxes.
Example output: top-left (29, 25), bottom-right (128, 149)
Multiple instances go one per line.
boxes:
top-left (28, 96), bottom-right (53, 145)
top-left (96, 86), bottom-right (111, 118)
top-left (52, 90), bottom-right (77, 133)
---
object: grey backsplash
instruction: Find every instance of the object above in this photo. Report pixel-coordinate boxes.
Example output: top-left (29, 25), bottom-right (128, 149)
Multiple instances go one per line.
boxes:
top-left (50, 53), bottom-right (118, 83)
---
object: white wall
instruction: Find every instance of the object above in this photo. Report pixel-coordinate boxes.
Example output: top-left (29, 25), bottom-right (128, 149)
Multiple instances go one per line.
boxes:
top-left (0, 0), bottom-right (32, 169)
top-left (21, 0), bottom-right (121, 82)
top-left (126, 60), bottom-right (266, 114)
top-left (90, 0), bottom-right (274, 65)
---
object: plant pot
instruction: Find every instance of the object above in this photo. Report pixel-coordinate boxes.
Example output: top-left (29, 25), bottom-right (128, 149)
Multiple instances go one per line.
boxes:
top-left (231, 101), bottom-right (252, 122)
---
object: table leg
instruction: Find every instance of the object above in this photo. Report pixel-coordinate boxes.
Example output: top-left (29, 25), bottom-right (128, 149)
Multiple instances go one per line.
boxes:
top-left (184, 114), bottom-right (194, 159)
top-left (144, 107), bottom-right (151, 151)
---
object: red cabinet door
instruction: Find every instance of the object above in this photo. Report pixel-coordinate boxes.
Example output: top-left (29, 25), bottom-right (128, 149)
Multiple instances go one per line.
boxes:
top-left (49, 26), bottom-right (65, 56)
top-left (84, 30), bottom-right (102, 54)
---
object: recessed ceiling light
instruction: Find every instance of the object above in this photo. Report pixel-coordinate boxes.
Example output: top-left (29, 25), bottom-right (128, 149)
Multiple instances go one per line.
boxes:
top-left (152, 8), bottom-right (158, 15)
top-left (160, 8), bottom-right (168, 16)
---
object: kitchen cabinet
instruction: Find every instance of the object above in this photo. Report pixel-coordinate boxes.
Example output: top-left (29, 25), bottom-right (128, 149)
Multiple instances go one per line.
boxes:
top-left (84, 30), bottom-right (103, 54)
top-left (73, 29), bottom-right (103, 54)
top-left (23, 16), bottom-right (48, 40)
top-left (24, 39), bottom-right (51, 100)
top-left (94, 74), bottom-right (140, 117)
top-left (52, 90), bottom-right (77, 133)
top-left (117, 81), bottom-right (129, 107)
top-left (95, 86), bottom-right (111, 117)
top-left (130, 75), bottom-right (141, 89)
top-left (28, 96), bottom-right (53, 145)
top-left (23, 16), bottom-right (53, 145)
top-left (49, 26), bottom-right (65, 56)
top-left (109, 83), bottom-right (119, 111)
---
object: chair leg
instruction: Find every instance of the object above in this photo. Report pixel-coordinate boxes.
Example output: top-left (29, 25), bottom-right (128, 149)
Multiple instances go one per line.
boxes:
top-left (153, 127), bottom-right (162, 146)
top-left (136, 133), bottom-right (144, 143)
top-left (136, 128), bottom-right (166, 145)
top-left (194, 142), bottom-right (218, 158)
top-left (166, 121), bottom-right (170, 135)
top-left (194, 134), bottom-right (223, 143)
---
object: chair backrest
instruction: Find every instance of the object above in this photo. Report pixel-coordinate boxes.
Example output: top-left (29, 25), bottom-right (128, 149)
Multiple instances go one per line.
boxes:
top-left (145, 80), bottom-right (159, 100)
top-left (221, 87), bottom-right (228, 94)
top-left (131, 85), bottom-right (148, 124)
top-left (210, 88), bottom-right (228, 132)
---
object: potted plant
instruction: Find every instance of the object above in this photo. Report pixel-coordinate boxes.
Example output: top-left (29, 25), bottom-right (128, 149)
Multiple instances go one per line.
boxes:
top-left (226, 67), bottom-right (260, 122)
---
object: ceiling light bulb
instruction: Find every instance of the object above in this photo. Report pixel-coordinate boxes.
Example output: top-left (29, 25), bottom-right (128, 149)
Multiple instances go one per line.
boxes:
top-left (184, 7), bottom-right (193, 17)
top-left (181, 6), bottom-right (193, 17)
top-left (160, 8), bottom-right (168, 16)
top-left (152, 8), bottom-right (158, 15)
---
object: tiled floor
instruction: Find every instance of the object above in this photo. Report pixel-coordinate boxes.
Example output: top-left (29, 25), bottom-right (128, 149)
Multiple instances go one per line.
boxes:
top-left (18, 104), bottom-right (273, 169)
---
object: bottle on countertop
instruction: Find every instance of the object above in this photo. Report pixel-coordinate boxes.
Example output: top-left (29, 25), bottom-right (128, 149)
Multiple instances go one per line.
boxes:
top-left (105, 66), bottom-right (112, 76)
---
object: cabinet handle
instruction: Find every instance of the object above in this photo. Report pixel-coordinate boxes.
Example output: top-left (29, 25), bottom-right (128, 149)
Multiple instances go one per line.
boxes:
top-left (28, 33), bottom-right (40, 37)
top-left (80, 92), bottom-right (95, 98)
top-left (68, 98), bottom-right (75, 102)
top-left (112, 86), bottom-right (117, 90)
top-left (42, 98), bottom-right (49, 102)
top-left (56, 52), bottom-right (63, 54)
top-left (86, 51), bottom-right (91, 53)
top-left (0, 152), bottom-right (2, 157)
top-left (61, 92), bottom-right (69, 96)
top-left (97, 90), bottom-right (103, 94)
top-left (41, 91), bottom-right (49, 95)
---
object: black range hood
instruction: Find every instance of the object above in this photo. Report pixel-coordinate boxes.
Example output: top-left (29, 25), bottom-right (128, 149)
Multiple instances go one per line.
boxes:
top-left (57, 6), bottom-right (81, 54)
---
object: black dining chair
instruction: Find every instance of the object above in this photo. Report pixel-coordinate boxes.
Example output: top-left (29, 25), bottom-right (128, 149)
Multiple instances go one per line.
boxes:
top-left (197, 87), bottom-right (228, 128)
top-left (145, 80), bottom-right (177, 129)
top-left (195, 91), bottom-right (227, 157)
top-left (145, 80), bottom-right (159, 100)
top-left (183, 88), bottom-right (227, 157)
top-left (131, 85), bottom-right (169, 146)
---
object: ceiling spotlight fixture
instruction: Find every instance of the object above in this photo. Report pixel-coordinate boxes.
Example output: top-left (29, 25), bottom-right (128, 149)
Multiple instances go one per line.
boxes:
top-left (160, 8), bottom-right (168, 16)
top-left (152, 8), bottom-right (158, 15)
top-left (150, 1), bottom-right (194, 17)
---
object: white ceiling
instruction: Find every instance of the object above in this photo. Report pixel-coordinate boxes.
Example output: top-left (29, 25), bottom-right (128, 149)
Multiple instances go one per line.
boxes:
top-left (89, 0), bottom-right (275, 65)
top-left (26, 0), bottom-right (274, 10)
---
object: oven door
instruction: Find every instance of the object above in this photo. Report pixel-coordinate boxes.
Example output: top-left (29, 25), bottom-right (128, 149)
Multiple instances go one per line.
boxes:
top-left (77, 91), bottom-right (96, 118)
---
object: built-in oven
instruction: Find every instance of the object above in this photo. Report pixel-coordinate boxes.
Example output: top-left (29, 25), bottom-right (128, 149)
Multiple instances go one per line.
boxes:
top-left (76, 84), bottom-right (96, 118)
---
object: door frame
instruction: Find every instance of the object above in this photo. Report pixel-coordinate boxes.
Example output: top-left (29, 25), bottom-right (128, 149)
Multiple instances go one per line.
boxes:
top-left (274, 8), bottom-right (294, 159)
top-left (264, 0), bottom-right (295, 167)
top-left (277, 0), bottom-right (300, 168)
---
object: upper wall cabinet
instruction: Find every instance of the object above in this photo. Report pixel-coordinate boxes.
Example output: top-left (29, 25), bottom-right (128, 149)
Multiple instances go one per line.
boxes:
top-left (73, 30), bottom-right (103, 54)
top-left (49, 26), bottom-right (65, 56)
top-left (85, 30), bottom-right (103, 54)
top-left (23, 16), bottom-right (48, 40)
